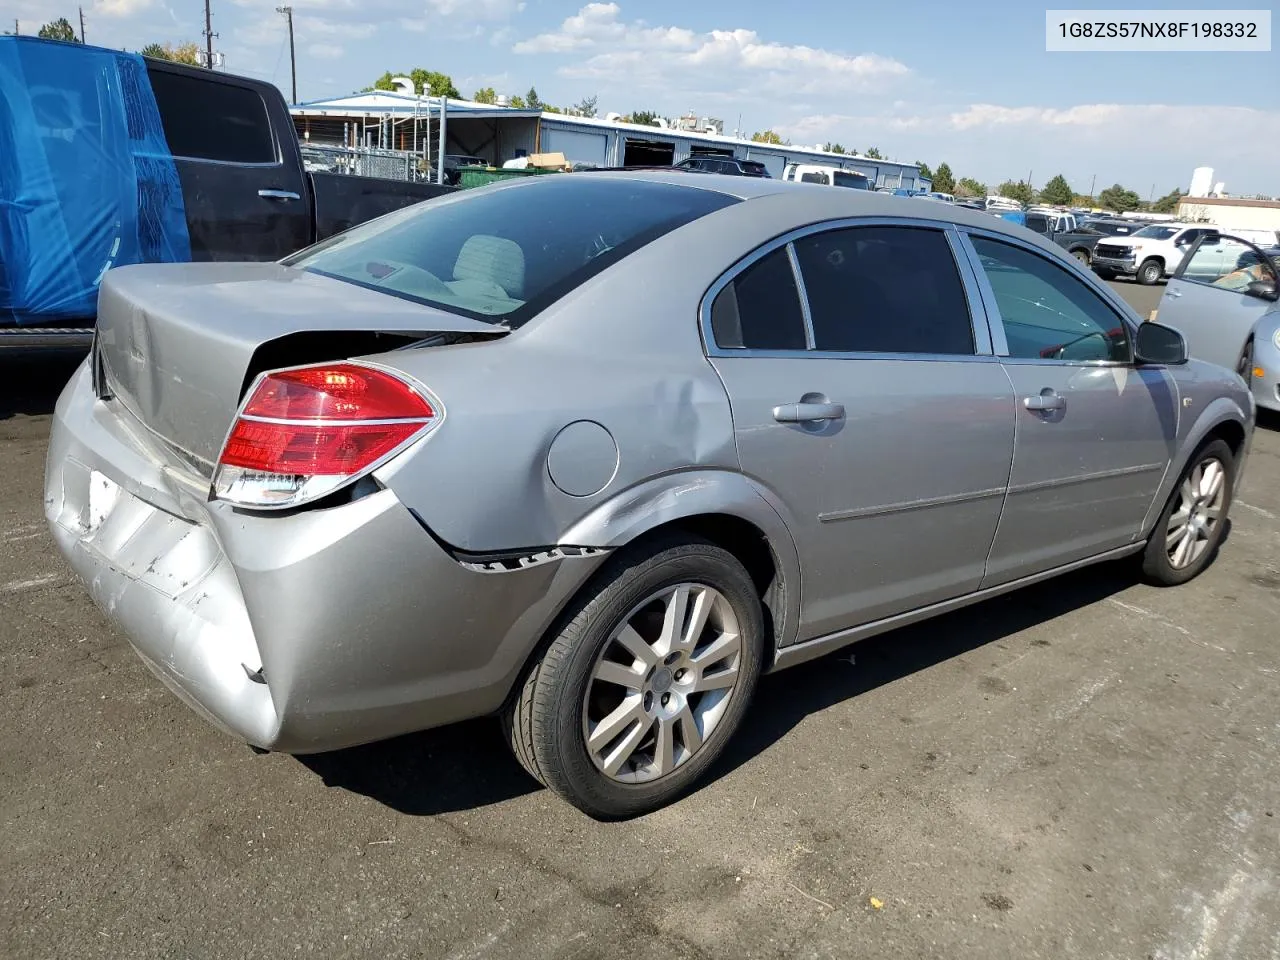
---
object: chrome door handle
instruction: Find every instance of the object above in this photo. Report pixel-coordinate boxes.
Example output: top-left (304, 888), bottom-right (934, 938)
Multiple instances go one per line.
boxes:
top-left (1023, 392), bottom-right (1066, 411)
top-left (1166, 288), bottom-right (1182, 298)
top-left (258, 189), bottom-right (301, 200)
top-left (773, 401), bottom-right (845, 423)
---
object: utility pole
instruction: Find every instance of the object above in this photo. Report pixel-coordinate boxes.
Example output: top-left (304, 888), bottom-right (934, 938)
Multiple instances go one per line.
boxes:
top-left (276, 6), bottom-right (296, 104)
top-left (1089, 173), bottom-right (1097, 200)
top-left (78, 6), bottom-right (85, 42)
top-left (202, 0), bottom-right (217, 70)
top-left (13, 18), bottom-right (18, 34)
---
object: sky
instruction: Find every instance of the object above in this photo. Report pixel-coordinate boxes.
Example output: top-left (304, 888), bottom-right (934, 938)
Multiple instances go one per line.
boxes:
top-left (11, 0), bottom-right (1279, 195)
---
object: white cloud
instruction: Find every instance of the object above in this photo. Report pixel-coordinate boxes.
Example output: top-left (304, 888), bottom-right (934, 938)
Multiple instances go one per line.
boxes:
top-left (308, 42), bottom-right (343, 59)
top-left (92, 0), bottom-right (155, 16)
top-left (513, 3), bottom-right (908, 97)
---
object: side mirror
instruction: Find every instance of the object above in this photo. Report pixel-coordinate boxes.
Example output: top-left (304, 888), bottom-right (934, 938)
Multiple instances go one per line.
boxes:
top-left (1245, 279), bottom-right (1279, 302)
top-left (1135, 322), bottom-right (1187, 365)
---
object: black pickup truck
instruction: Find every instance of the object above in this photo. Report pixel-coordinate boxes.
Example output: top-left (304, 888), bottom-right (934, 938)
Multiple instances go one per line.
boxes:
top-left (0, 38), bottom-right (453, 349)
top-left (1052, 219), bottom-right (1140, 266)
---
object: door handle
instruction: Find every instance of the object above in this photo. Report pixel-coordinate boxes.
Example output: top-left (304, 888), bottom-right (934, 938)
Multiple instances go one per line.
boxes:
top-left (1166, 288), bottom-right (1182, 299)
top-left (772, 401), bottom-right (845, 423)
top-left (258, 189), bottom-right (301, 201)
top-left (1023, 391), bottom-right (1066, 412)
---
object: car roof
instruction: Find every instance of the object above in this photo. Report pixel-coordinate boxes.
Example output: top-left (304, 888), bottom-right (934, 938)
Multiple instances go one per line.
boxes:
top-left (567, 170), bottom-right (1069, 242)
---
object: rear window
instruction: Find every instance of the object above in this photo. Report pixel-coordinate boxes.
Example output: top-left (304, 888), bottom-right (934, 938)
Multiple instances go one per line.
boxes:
top-left (833, 171), bottom-right (868, 189)
top-left (285, 176), bottom-right (738, 326)
top-left (148, 69), bottom-right (275, 164)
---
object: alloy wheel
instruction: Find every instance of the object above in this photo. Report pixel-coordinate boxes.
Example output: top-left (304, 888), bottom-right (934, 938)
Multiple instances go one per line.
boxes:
top-left (1166, 457), bottom-right (1226, 569)
top-left (582, 583), bottom-right (743, 783)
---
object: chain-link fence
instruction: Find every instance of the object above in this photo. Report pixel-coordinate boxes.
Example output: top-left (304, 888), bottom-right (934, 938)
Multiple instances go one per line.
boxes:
top-left (300, 144), bottom-right (432, 183)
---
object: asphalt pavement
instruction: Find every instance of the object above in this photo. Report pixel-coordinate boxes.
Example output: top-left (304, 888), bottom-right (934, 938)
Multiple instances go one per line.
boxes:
top-left (3, 281), bottom-right (1278, 960)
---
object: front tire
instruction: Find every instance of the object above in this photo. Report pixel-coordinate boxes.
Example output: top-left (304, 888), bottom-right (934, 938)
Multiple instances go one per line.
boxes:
top-left (1072, 248), bottom-right (1091, 265)
top-left (1237, 339), bottom-right (1254, 384)
top-left (1137, 258), bottom-right (1164, 286)
top-left (504, 535), bottom-right (765, 819)
top-left (1142, 438), bottom-right (1235, 586)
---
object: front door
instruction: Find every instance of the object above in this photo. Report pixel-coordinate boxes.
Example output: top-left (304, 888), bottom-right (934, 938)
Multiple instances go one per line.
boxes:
top-left (1159, 234), bottom-right (1280, 376)
top-left (706, 224), bottom-right (1015, 641)
top-left (147, 65), bottom-right (311, 261)
top-left (962, 231), bottom-right (1179, 584)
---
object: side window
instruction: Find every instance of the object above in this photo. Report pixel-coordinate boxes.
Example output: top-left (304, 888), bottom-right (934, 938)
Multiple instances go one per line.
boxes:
top-left (711, 248), bottom-right (808, 351)
top-left (800, 171), bottom-right (829, 185)
top-left (1180, 236), bottom-right (1277, 292)
top-left (148, 69), bottom-right (276, 163)
top-left (792, 226), bottom-right (974, 354)
top-left (970, 236), bottom-right (1130, 362)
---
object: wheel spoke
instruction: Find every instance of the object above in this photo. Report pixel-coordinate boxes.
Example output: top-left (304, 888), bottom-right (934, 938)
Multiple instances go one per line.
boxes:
top-left (675, 704), bottom-right (702, 754)
top-left (680, 587), bottom-right (716, 652)
top-left (1180, 477), bottom-right (1196, 506)
top-left (1166, 523), bottom-right (1191, 549)
top-left (588, 698), bottom-right (646, 753)
top-left (653, 717), bottom-right (676, 776)
top-left (614, 623), bottom-right (658, 668)
top-left (601, 712), bottom-right (654, 777)
top-left (690, 629), bottom-right (740, 668)
top-left (694, 663), bottom-right (740, 693)
top-left (1167, 507), bottom-right (1190, 536)
top-left (1173, 529), bottom-right (1197, 568)
top-left (658, 585), bottom-right (692, 655)
top-left (593, 659), bottom-right (645, 691)
top-left (1203, 506), bottom-right (1222, 523)
top-left (1201, 461), bottom-right (1223, 500)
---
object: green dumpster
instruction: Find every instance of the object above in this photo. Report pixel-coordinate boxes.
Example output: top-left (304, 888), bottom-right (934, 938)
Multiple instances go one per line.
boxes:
top-left (458, 166), bottom-right (559, 189)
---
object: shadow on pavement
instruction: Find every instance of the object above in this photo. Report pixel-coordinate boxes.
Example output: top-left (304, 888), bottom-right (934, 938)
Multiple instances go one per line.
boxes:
top-left (301, 560), bottom-right (1140, 816)
top-left (0, 349), bottom-right (86, 421)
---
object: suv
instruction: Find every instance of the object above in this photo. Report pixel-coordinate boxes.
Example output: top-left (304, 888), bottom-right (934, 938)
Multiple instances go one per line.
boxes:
top-left (674, 156), bottom-right (771, 177)
top-left (1092, 224), bottom-right (1220, 285)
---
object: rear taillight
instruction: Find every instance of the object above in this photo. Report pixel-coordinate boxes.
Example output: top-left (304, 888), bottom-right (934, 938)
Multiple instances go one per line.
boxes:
top-left (212, 362), bottom-right (437, 509)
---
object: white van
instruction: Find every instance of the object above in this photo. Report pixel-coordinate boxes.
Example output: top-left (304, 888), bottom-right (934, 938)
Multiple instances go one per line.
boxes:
top-left (782, 163), bottom-right (873, 190)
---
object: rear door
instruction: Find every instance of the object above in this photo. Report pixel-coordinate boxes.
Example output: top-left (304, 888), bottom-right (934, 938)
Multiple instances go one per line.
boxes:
top-left (1159, 233), bottom-right (1280, 374)
top-left (960, 230), bottom-right (1178, 584)
top-left (146, 64), bottom-right (311, 261)
top-left (706, 222), bottom-right (1015, 641)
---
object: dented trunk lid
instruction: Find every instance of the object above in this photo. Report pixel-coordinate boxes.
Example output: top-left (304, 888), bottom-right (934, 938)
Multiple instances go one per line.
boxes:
top-left (94, 261), bottom-right (503, 475)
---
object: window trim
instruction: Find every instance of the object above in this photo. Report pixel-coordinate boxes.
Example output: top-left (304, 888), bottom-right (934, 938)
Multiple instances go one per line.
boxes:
top-left (147, 66), bottom-right (284, 168)
top-left (699, 216), bottom-right (995, 362)
top-left (955, 226), bottom-right (1141, 367)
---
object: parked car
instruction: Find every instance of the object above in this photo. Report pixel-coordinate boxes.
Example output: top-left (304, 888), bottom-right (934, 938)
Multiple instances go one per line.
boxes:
top-left (674, 156), bottom-right (771, 177)
top-left (1155, 234), bottom-right (1280, 412)
top-left (781, 163), bottom-right (873, 190)
top-left (46, 173), bottom-right (1254, 819)
top-left (0, 36), bottom-right (451, 349)
top-left (1054, 219), bottom-right (1142, 265)
top-left (1091, 223), bottom-right (1221, 286)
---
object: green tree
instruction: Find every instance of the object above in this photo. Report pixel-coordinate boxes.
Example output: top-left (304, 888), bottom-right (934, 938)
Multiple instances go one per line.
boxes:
top-left (38, 17), bottom-right (79, 41)
top-left (933, 162), bottom-right (955, 194)
top-left (864, 146), bottom-right (883, 159)
top-left (1038, 173), bottom-right (1073, 205)
top-left (825, 142), bottom-right (847, 154)
top-left (998, 179), bottom-right (1034, 204)
top-left (372, 69), bottom-right (460, 98)
top-left (1097, 183), bottom-right (1141, 212)
top-left (542, 103), bottom-right (562, 114)
top-left (956, 177), bottom-right (987, 198)
top-left (508, 94), bottom-right (526, 109)
top-left (141, 41), bottom-right (199, 64)
top-left (1151, 187), bottom-right (1185, 214)
top-left (471, 87), bottom-right (496, 104)
top-left (525, 87), bottom-right (542, 110)
top-left (573, 94), bottom-right (598, 118)
top-left (751, 129), bottom-right (785, 145)
top-left (915, 160), bottom-right (932, 180)
top-left (629, 110), bottom-right (658, 126)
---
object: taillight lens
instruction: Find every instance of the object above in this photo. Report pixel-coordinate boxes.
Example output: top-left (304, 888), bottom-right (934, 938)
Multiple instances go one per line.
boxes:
top-left (213, 363), bottom-right (437, 509)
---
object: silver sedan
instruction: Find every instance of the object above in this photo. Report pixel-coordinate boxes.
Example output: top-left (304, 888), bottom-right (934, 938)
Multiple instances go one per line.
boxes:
top-left (1154, 235), bottom-right (1280, 412)
top-left (46, 172), bottom-right (1254, 818)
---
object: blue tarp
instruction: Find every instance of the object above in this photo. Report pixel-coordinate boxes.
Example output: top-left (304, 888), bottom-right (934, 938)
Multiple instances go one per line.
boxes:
top-left (0, 37), bottom-right (190, 325)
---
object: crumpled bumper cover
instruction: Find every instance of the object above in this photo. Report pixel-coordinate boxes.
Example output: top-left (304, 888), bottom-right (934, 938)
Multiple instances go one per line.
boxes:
top-left (44, 362), bottom-right (606, 753)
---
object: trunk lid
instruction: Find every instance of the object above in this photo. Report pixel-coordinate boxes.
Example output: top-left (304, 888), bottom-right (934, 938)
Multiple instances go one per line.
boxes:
top-left (95, 262), bottom-right (503, 475)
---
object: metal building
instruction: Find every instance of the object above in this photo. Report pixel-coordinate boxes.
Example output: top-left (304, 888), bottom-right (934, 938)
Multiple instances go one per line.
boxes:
top-left (289, 92), bottom-right (924, 190)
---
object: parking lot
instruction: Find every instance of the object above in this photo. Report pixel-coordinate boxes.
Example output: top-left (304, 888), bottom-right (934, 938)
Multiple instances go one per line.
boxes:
top-left (3, 279), bottom-right (1278, 960)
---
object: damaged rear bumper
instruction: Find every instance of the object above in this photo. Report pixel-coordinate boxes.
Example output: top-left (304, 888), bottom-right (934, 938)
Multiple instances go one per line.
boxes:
top-left (44, 362), bottom-right (607, 753)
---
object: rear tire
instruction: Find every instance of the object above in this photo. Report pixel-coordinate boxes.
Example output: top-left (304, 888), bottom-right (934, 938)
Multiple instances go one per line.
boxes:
top-left (1137, 258), bottom-right (1164, 286)
top-left (1072, 248), bottom-right (1091, 265)
top-left (503, 535), bottom-right (765, 819)
top-left (1141, 438), bottom-right (1234, 586)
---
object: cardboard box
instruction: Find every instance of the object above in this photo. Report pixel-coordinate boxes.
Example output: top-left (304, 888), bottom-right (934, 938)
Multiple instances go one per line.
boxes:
top-left (526, 152), bottom-right (568, 170)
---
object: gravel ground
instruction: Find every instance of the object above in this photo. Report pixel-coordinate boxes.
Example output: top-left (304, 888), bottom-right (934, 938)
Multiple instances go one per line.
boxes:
top-left (3, 281), bottom-right (1278, 960)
